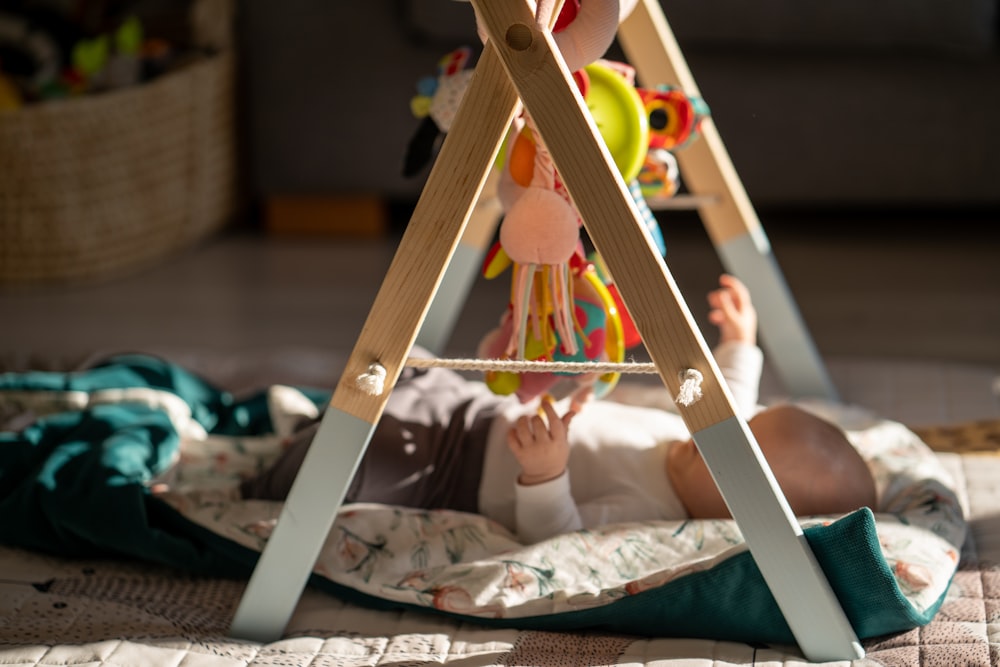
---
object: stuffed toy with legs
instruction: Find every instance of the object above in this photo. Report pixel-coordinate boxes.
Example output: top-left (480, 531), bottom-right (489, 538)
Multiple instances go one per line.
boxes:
top-left (403, 0), bottom-right (710, 403)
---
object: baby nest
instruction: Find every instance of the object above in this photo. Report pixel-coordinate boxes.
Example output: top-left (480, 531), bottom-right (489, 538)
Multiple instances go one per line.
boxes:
top-left (0, 368), bottom-right (965, 646)
top-left (167, 397), bottom-right (967, 646)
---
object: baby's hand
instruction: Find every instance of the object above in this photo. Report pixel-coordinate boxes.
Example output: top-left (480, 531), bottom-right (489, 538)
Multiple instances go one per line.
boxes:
top-left (707, 274), bottom-right (757, 345)
top-left (508, 396), bottom-right (579, 486)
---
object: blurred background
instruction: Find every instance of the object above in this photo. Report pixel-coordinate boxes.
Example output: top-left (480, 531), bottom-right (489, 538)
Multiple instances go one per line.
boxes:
top-left (240, 0), bottom-right (1000, 209)
top-left (1, 0), bottom-right (998, 417)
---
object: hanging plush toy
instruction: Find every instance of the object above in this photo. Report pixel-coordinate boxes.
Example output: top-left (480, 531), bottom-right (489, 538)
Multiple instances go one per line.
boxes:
top-left (400, 0), bottom-right (711, 403)
top-left (403, 46), bottom-right (476, 177)
top-left (640, 84), bottom-right (710, 152)
top-left (635, 84), bottom-right (709, 199)
top-left (479, 56), bottom-right (650, 403)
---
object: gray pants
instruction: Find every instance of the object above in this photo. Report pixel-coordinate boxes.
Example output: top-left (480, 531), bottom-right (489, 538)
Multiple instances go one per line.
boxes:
top-left (239, 362), bottom-right (505, 513)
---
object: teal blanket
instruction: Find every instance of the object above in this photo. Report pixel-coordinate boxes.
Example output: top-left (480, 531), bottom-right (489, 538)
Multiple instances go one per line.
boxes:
top-left (0, 354), bottom-right (328, 576)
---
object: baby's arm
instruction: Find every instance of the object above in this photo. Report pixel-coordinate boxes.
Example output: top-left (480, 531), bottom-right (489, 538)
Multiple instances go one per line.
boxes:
top-left (507, 393), bottom-right (587, 543)
top-left (707, 273), bottom-right (757, 345)
top-left (507, 397), bottom-right (577, 485)
top-left (707, 274), bottom-right (763, 415)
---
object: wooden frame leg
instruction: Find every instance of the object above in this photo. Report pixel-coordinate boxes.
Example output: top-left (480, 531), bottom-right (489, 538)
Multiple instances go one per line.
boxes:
top-left (228, 46), bottom-right (520, 642)
top-left (473, 0), bottom-right (861, 660)
top-left (228, 408), bottom-right (374, 640)
top-left (416, 168), bottom-right (504, 354)
top-left (618, 0), bottom-right (837, 400)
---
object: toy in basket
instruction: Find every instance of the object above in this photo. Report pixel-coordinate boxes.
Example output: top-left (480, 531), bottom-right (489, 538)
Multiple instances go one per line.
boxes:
top-left (0, 0), bottom-right (236, 286)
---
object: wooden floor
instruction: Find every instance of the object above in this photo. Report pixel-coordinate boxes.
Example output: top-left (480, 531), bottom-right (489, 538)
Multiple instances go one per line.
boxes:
top-left (2, 208), bottom-right (998, 426)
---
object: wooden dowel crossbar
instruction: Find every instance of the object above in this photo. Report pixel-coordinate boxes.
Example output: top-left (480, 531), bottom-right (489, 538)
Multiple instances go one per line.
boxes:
top-left (231, 0), bottom-right (858, 660)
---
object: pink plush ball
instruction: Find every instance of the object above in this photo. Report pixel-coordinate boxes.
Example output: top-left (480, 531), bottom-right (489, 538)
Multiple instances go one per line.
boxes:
top-left (499, 187), bottom-right (580, 265)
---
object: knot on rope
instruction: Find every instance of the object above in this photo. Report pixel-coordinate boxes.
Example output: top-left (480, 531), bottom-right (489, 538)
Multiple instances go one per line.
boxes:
top-left (356, 362), bottom-right (387, 396)
top-left (675, 368), bottom-right (704, 406)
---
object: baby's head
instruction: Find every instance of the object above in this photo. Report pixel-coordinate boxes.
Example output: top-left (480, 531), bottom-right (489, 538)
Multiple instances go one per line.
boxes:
top-left (667, 404), bottom-right (877, 519)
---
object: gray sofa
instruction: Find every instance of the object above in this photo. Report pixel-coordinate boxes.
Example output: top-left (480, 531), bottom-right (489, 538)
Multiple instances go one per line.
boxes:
top-left (241, 0), bottom-right (999, 209)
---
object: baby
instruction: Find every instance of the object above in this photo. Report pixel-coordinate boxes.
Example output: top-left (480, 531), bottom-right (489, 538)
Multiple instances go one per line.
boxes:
top-left (241, 274), bottom-right (877, 544)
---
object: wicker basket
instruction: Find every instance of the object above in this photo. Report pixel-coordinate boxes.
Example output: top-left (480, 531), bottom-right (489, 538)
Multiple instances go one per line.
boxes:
top-left (0, 51), bottom-right (237, 286)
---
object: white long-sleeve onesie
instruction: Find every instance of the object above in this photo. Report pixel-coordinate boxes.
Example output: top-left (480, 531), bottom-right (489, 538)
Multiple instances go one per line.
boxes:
top-left (476, 341), bottom-right (764, 543)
